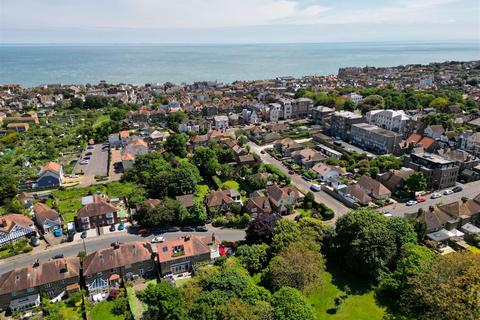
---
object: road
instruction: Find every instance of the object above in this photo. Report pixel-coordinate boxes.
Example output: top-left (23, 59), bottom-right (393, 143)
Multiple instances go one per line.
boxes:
top-left (0, 226), bottom-right (245, 274)
top-left (248, 141), bottom-right (350, 218)
top-left (388, 180), bottom-right (480, 217)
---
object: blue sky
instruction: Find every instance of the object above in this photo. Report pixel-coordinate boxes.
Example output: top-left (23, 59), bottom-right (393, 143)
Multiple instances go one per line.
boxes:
top-left (1, 0), bottom-right (478, 43)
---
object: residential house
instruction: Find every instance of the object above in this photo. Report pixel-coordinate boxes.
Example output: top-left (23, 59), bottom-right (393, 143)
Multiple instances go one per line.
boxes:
top-left (75, 195), bottom-right (118, 230)
top-left (245, 194), bottom-right (272, 218)
top-left (83, 242), bottom-right (156, 298)
top-left (408, 206), bottom-right (454, 233)
top-left (267, 103), bottom-right (281, 122)
top-left (460, 131), bottom-right (480, 156)
top-left (214, 115), bottom-right (229, 129)
top-left (337, 184), bottom-right (372, 206)
top-left (119, 130), bottom-right (131, 146)
top-left (0, 214), bottom-right (36, 247)
top-left (189, 134), bottom-right (210, 152)
top-left (330, 111), bottom-right (364, 140)
top-left (291, 148), bottom-right (325, 168)
top-left (357, 175), bottom-right (391, 200)
top-left (350, 123), bottom-right (402, 154)
top-left (424, 125), bottom-right (445, 139)
top-left (312, 163), bottom-right (342, 183)
top-left (156, 235), bottom-right (218, 276)
top-left (344, 93), bottom-right (363, 105)
top-left (176, 194), bottom-right (195, 209)
top-left (292, 97), bottom-right (313, 118)
top-left (6, 123), bottom-right (29, 132)
top-left (278, 98), bottom-right (293, 119)
top-left (205, 189), bottom-right (235, 213)
top-left (400, 133), bottom-right (437, 154)
top-left (405, 152), bottom-right (459, 190)
top-left (437, 197), bottom-right (480, 230)
top-left (108, 133), bottom-right (122, 148)
top-left (0, 257), bottom-right (80, 312)
top-left (33, 203), bottom-right (61, 234)
top-left (37, 162), bottom-right (63, 188)
top-left (377, 168), bottom-right (414, 193)
top-left (266, 184), bottom-right (302, 215)
top-left (311, 106), bottom-right (334, 126)
top-left (273, 138), bottom-right (303, 157)
top-left (125, 138), bottom-right (148, 156)
top-left (121, 152), bottom-right (135, 171)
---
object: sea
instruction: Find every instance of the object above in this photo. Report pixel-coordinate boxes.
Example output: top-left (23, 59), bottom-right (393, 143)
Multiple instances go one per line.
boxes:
top-left (0, 41), bottom-right (479, 87)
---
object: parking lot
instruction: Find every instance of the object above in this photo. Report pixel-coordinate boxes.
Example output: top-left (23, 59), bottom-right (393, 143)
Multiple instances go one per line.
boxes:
top-left (74, 143), bottom-right (109, 184)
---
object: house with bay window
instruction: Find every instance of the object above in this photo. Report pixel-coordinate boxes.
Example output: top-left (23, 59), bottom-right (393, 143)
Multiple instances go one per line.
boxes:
top-left (0, 214), bottom-right (36, 247)
top-left (75, 195), bottom-right (118, 230)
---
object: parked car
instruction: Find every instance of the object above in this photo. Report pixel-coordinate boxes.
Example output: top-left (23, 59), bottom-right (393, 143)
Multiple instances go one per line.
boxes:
top-left (195, 226), bottom-right (208, 232)
top-left (52, 254), bottom-right (65, 259)
top-left (109, 224), bottom-right (116, 232)
top-left (260, 150), bottom-right (266, 154)
top-left (302, 176), bottom-right (312, 182)
top-left (167, 226), bottom-right (180, 232)
top-left (310, 184), bottom-right (321, 192)
top-left (151, 236), bottom-right (166, 243)
top-left (416, 197), bottom-right (426, 203)
top-left (431, 193), bottom-right (442, 199)
top-left (118, 222), bottom-right (125, 231)
top-left (53, 228), bottom-right (63, 237)
top-left (288, 170), bottom-right (294, 175)
top-left (333, 141), bottom-right (342, 147)
top-left (87, 145), bottom-right (94, 150)
top-left (139, 228), bottom-right (150, 235)
top-left (85, 152), bottom-right (92, 156)
top-left (452, 186), bottom-right (463, 193)
top-left (153, 226), bottom-right (168, 234)
top-left (443, 189), bottom-right (454, 195)
top-left (81, 231), bottom-right (88, 239)
top-left (79, 160), bottom-right (89, 165)
top-left (406, 200), bottom-right (418, 206)
top-left (30, 236), bottom-right (40, 247)
top-left (181, 226), bottom-right (195, 232)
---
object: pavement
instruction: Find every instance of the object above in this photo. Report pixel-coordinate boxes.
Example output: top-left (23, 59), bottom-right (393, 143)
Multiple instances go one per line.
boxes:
top-left (387, 180), bottom-right (480, 217)
top-left (0, 226), bottom-right (245, 274)
top-left (74, 144), bottom-right (109, 185)
top-left (248, 140), bottom-right (350, 219)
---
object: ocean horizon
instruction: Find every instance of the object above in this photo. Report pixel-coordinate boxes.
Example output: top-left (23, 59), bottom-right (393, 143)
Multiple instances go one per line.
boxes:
top-left (1, 41), bottom-right (479, 87)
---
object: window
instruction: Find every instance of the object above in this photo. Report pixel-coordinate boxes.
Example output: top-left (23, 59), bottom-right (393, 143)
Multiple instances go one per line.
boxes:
top-left (139, 269), bottom-right (144, 275)
top-left (87, 274), bottom-right (92, 278)
top-left (44, 283), bottom-right (52, 288)
top-left (111, 268), bottom-right (117, 273)
top-left (97, 272), bottom-right (102, 277)
top-left (27, 287), bottom-right (35, 293)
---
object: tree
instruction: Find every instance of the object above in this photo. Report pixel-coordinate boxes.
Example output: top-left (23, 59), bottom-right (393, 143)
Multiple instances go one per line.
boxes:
top-left (332, 209), bottom-right (413, 281)
top-left (268, 241), bottom-right (324, 292)
top-left (358, 95), bottom-right (385, 114)
top-left (272, 287), bottom-right (316, 320)
top-left (165, 133), bottom-right (189, 158)
top-left (188, 200), bottom-right (208, 225)
top-left (386, 217), bottom-right (417, 261)
top-left (0, 166), bottom-right (18, 205)
top-left (139, 281), bottom-right (185, 320)
top-left (70, 97), bottom-right (84, 109)
top-left (400, 251), bottom-right (480, 320)
top-left (235, 244), bottom-right (270, 274)
top-left (428, 97), bottom-right (449, 112)
top-left (405, 172), bottom-right (427, 193)
top-left (298, 217), bottom-right (328, 245)
top-left (137, 198), bottom-right (187, 226)
top-left (168, 161), bottom-right (201, 196)
top-left (245, 214), bottom-right (280, 244)
top-left (193, 147), bottom-right (219, 178)
top-left (303, 191), bottom-right (315, 209)
top-left (271, 219), bottom-right (301, 253)
top-left (167, 112), bottom-right (187, 131)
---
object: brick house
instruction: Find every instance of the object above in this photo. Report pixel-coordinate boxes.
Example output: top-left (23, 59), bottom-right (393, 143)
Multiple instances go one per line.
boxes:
top-left (266, 185), bottom-right (303, 215)
top-left (75, 195), bottom-right (118, 230)
top-left (0, 257), bottom-right (80, 312)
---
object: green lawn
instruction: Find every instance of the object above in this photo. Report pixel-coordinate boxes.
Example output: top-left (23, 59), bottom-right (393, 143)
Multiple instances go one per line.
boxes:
top-left (308, 272), bottom-right (385, 320)
top-left (175, 277), bottom-right (191, 287)
top-left (93, 115), bottom-right (111, 128)
top-left (222, 180), bottom-right (240, 190)
top-left (126, 287), bottom-right (144, 319)
top-left (89, 301), bottom-right (123, 320)
top-left (296, 208), bottom-right (313, 217)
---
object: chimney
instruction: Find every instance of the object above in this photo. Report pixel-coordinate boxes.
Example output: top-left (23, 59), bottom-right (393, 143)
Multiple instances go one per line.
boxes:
top-left (429, 205), bottom-right (435, 212)
top-left (211, 233), bottom-right (216, 243)
top-left (461, 197), bottom-right (468, 203)
top-left (60, 263), bottom-right (68, 273)
top-left (33, 259), bottom-right (40, 268)
top-left (0, 219), bottom-right (6, 227)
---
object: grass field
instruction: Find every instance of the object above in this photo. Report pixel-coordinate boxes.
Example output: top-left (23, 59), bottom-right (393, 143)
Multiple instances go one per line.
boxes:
top-left (222, 180), bottom-right (240, 190)
top-left (89, 301), bottom-right (123, 320)
top-left (308, 271), bottom-right (385, 320)
top-left (127, 287), bottom-right (144, 319)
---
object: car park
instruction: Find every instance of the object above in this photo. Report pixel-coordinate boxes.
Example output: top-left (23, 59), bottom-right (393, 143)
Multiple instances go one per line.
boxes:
top-left (151, 236), bottom-right (166, 243)
top-left (406, 200), bottom-right (417, 206)
top-left (431, 193), bottom-right (442, 199)
top-left (452, 186), bottom-right (463, 193)
top-left (416, 197), bottom-right (426, 203)
top-left (443, 189), bottom-right (454, 195)
top-left (195, 226), bottom-right (208, 232)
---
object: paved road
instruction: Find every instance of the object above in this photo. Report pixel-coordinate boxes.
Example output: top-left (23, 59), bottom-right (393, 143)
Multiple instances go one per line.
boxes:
top-left (0, 227), bottom-right (245, 274)
top-left (248, 141), bottom-right (350, 218)
top-left (388, 180), bottom-right (480, 217)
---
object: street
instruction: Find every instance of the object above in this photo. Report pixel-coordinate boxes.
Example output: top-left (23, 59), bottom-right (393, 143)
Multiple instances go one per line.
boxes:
top-left (0, 226), bottom-right (245, 274)
top-left (387, 180), bottom-right (480, 217)
top-left (248, 141), bottom-right (350, 218)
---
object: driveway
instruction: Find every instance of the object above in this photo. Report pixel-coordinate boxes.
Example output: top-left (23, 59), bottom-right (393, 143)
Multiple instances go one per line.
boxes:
top-left (248, 140), bottom-right (350, 220)
top-left (109, 148), bottom-right (123, 182)
top-left (74, 144), bottom-right (109, 185)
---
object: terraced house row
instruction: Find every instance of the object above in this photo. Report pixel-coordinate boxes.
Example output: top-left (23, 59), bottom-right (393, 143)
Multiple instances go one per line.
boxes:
top-left (0, 235), bottom-right (219, 312)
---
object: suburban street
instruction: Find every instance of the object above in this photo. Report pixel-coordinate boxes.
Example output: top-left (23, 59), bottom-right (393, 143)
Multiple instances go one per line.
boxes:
top-left (248, 141), bottom-right (350, 218)
top-left (0, 226), bottom-right (245, 274)
top-left (387, 180), bottom-right (480, 217)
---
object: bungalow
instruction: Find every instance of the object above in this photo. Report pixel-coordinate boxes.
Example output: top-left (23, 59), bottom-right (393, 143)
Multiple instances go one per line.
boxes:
top-left (0, 214), bottom-right (36, 247)
top-left (75, 195), bottom-right (118, 230)
top-left (312, 163), bottom-right (342, 183)
top-left (357, 176), bottom-right (391, 200)
top-left (156, 235), bottom-right (218, 276)
top-left (291, 148), bottom-right (325, 168)
top-left (37, 162), bottom-right (63, 188)
top-left (83, 242), bottom-right (156, 299)
top-left (0, 257), bottom-right (80, 312)
top-left (33, 203), bottom-right (61, 234)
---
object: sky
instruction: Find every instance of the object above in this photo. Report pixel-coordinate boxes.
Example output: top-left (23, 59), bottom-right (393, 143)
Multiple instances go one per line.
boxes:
top-left (0, 0), bottom-right (479, 43)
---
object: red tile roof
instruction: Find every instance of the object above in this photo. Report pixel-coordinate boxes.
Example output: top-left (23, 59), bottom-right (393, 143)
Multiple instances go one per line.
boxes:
top-left (156, 236), bottom-right (211, 264)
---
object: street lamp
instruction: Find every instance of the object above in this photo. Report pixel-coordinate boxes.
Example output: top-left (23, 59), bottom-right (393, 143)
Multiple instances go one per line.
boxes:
top-left (80, 232), bottom-right (87, 253)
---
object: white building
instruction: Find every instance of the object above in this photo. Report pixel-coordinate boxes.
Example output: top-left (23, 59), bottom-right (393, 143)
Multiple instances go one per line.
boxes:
top-left (345, 93), bottom-right (363, 105)
top-left (268, 103), bottom-right (281, 122)
top-left (278, 98), bottom-right (293, 119)
top-left (214, 115), bottom-right (229, 129)
top-left (365, 109), bottom-right (410, 133)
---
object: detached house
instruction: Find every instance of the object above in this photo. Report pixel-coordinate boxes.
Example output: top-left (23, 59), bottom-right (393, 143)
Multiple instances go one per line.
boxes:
top-left (266, 185), bottom-right (302, 215)
top-left (273, 138), bottom-right (303, 157)
top-left (424, 125), bottom-right (445, 139)
top-left (312, 163), bottom-right (342, 183)
top-left (37, 162), bottom-right (63, 188)
top-left (292, 148), bottom-right (325, 168)
top-left (0, 214), bottom-right (36, 247)
top-left (205, 189), bottom-right (239, 213)
top-left (83, 242), bottom-right (156, 299)
top-left (33, 203), bottom-right (61, 234)
top-left (75, 195), bottom-right (118, 230)
top-left (0, 257), bottom-right (80, 312)
top-left (245, 193), bottom-right (272, 218)
top-left (357, 175), bottom-right (391, 200)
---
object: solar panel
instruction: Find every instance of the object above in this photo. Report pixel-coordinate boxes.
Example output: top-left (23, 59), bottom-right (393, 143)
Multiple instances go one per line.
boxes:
top-left (162, 246), bottom-right (168, 252)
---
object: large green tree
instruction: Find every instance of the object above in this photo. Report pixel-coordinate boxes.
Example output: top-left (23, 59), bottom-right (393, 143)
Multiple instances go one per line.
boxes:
top-left (272, 287), bottom-right (316, 320)
top-left (139, 281), bottom-right (185, 320)
top-left (235, 244), bottom-right (270, 274)
top-left (165, 133), bottom-right (189, 157)
top-left (405, 172), bottom-right (427, 193)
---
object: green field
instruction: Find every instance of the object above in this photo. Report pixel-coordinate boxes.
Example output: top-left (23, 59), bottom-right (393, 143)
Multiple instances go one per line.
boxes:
top-left (89, 301), bottom-right (124, 320)
top-left (308, 272), bottom-right (385, 320)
